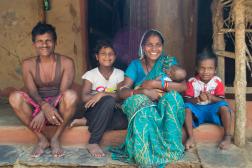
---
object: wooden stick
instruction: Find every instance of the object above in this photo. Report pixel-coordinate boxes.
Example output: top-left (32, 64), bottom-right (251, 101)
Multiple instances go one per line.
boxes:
top-left (220, 28), bottom-right (252, 33)
top-left (212, 0), bottom-right (225, 82)
top-left (234, 0), bottom-right (246, 147)
top-left (225, 86), bottom-right (252, 94)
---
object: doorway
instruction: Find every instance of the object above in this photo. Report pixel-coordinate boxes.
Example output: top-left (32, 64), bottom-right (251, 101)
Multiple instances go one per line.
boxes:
top-left (87, 0), bottom-right (128, 70)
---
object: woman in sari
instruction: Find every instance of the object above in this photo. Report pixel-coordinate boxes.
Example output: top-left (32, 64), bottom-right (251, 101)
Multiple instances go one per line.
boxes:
top-left (110, 29), bottom-right (187, 167)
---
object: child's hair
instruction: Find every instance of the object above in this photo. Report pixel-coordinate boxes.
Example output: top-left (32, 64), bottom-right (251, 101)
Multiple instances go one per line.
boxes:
top-left (196, 49), bottom-right (218, 68)
top-left (31, 22), bottom-right (57, 43)
top-left (94, 40), bottom-right (116, 56)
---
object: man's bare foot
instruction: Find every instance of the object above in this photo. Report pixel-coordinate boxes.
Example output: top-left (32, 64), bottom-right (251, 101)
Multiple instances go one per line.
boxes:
top-left (31, 137), bottom-right (50, 158)
top-left (87, 144), bottom-right (105, 157)
top-left (219, 135), bottom-right (232, 150)
top-left (185, 137), bottom-right (196, 150)
top-left (51, 138), bottom-right (64, 158)
top-left (70, 117), bottom-right (87, 128)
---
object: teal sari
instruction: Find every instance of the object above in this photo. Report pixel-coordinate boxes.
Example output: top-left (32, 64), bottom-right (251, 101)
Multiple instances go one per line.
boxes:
top-left (110, 55), bottom-right (185, 168)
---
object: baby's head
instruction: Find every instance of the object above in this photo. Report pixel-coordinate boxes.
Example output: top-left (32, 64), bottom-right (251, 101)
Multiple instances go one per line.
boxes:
top-left (165, 65), bottom-right (186, 82)
top-left (196, 50), bottom-right (217, 83)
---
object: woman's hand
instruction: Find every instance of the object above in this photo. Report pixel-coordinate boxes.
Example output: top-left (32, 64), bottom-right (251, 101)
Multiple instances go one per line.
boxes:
top-left (117, 77), bottom-right (134, 100)
top-left (142, 89), bottom-right (160, 101)
top-left (85, 92), bottom-right (105, 108)
top-left (141, 80), bottom-right (160, 89)
top-left (117, 87), bottom-right (132, 99)
top-left (41, 102), bottom-right (63, 125)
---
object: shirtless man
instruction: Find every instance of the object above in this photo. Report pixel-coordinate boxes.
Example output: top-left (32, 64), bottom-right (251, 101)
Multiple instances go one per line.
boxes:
top-left (9, 22), bottom-right (78, 158)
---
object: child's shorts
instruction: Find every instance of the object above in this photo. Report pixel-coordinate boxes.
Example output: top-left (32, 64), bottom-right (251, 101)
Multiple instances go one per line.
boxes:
top-left (185, 100), bottom-right (231, 128)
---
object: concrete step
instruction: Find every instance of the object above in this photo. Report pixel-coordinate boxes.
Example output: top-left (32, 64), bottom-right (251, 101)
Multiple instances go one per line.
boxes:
top-left (0, 123), bottom-right (225, 146)
top-left (0, 101), bottom-right (127, 146)
top-left (0, 144), bottom-right (200, 168)
top-left (0, 99), bottom-right (252, 167)
top-left (0, 121), bottom-right (225, 145)
top-left (0, 102), bottom-right (226, 146)
top-left (1, 143), bottom-right (250, 168)
top-left (1, 98), bottom-right (252, 146)
top-left (0, 125), bottom-right (127, 147)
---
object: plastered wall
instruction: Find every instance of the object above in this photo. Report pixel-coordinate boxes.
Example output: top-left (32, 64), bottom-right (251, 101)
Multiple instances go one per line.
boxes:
top-left (0, 0), bottom-right (86, 94)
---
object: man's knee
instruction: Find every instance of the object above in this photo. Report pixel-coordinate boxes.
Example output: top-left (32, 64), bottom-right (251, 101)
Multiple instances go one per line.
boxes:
top-left (9, 91), bottom-right (23, 108)
top-left (62, 89), bottom-right (78, 106)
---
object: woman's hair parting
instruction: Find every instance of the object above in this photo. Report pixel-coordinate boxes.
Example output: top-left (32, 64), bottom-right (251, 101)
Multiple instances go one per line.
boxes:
top-left (196, 49), bottom-right (218, 68)
top-left (94, 40), bottom-right (116, 55)
top-left (141, 29), bottom-right (164, 46)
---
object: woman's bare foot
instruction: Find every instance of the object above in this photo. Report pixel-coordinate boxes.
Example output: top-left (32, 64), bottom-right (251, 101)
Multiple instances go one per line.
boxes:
top-left (87, 144), bottom-right (105, 157)
top-left (219, 135), bottom-right (232, 150)
top-left (185, 137), bottom-right (196, 150)
top-left (31, 136), bottom-right (50, 158)
top-left (51, 138), bottom-right (64, 158)
top-left (70, 117), bottom-right (87, 128)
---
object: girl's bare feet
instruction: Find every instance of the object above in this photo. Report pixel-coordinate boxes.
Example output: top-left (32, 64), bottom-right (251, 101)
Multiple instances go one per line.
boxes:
top-left (70, 117), bottom-right (87, 128)
top-left (219, 135), bottom-right (231, 150)
top-left (87, 144), bottom-right (105, 157)
top-left (185, 137), bottom-right (196, 150)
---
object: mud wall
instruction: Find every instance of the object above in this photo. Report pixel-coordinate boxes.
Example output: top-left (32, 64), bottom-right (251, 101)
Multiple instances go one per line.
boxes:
top-left (0, 0), bottom-right (87, 95)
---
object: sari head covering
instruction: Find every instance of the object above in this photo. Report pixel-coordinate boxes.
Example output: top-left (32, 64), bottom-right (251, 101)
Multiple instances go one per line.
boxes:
top-left (138, 29), bottom-right (165, 59)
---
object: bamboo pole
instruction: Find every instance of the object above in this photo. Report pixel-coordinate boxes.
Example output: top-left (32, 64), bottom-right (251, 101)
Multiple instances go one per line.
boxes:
top-left (212, 0), bottom-right (225, 81)
top-left (234, 0), bottom-right (246, 147)
top-left (216, 50), bottom-right (252, 62)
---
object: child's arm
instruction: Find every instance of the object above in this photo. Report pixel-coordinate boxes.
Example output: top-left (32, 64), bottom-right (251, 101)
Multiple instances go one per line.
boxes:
top-left (82, 79), bottom-right (117, 108)
top-left (185, 92), bottom-right (209, 104)
top-left (207, 77), bottom-right (225, 103)
top-left (206, 93), bottom-right (224, 103)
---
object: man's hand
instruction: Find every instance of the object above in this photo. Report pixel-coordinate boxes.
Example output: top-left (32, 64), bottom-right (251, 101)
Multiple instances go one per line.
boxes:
top-left (41, 102), bottom-right (63, 125)
top-left (30, 112), bottom-right (45, 132)
top-left (85, 92), bottom-right (105, 108)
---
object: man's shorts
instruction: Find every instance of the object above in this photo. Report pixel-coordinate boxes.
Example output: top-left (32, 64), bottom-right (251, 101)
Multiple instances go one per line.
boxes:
top-left (185, 100), bottom-right (231, 127)
top-left (19, 91), bottom-right (62, 117)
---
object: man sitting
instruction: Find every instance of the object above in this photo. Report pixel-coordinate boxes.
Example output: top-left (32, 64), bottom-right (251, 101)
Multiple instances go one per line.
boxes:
top-left (9, 22), bottom-right (78, 158)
